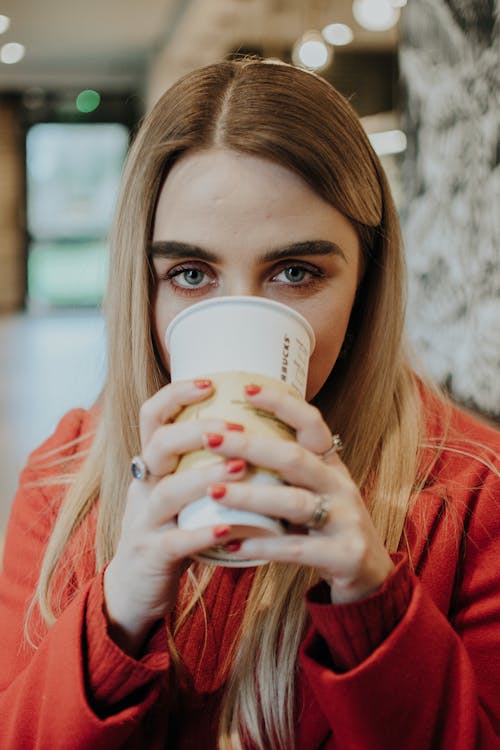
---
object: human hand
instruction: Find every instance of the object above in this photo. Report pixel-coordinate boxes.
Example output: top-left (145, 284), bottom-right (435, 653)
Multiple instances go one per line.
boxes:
top-left (103, 378), bottom-right (248, 655)
top-left (202, 383), bottom-right (394, 604)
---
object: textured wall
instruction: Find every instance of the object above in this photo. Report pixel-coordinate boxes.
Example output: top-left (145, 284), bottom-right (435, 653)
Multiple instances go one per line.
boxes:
top-left (399, 0), bottom-right (499, 417)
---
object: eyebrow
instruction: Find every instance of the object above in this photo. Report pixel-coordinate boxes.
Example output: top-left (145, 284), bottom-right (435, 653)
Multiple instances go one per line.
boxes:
top-left (148, 239), bottom-right (348, 264)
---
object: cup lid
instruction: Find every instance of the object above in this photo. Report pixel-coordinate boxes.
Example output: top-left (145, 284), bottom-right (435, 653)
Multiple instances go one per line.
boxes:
top-left (165, 295), bottom-right (316, 351)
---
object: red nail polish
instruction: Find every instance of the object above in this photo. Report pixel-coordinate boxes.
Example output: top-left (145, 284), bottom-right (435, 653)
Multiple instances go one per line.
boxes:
top-left (214, 525), bottom-right (231, 539)
top-left (226, 459), bottom-right (246, 474)
top-left (206, 433), bottom-right (224, 448)
top-left (225, 541), bottom-right (242, 552)
top-left (194, 378), bottom-right (212, 389)
top-left (244, 384), bottom-right (261, 396)
top-left (226, 422), bottom-right (245, 431)
top-left (210, 483), bottom-right (227, 500)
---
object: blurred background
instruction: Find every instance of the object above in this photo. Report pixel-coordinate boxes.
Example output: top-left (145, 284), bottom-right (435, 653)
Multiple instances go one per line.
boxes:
top-left (0, 0), bottom-right (498, 537)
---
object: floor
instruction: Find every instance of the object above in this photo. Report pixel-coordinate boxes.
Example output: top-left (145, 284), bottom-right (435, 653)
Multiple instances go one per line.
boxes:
top-left (0, 310), bottom-right (106, 538)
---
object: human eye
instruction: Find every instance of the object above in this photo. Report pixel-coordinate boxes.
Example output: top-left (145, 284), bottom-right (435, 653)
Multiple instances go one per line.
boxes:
top-left (271, 262), bottom-right (324, 287)
top-left (161, 262), bottom-right (217, 294)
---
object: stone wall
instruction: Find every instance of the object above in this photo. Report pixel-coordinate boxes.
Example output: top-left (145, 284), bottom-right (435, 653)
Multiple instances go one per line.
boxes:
top-left (399, 0), bottom-right (499, 418)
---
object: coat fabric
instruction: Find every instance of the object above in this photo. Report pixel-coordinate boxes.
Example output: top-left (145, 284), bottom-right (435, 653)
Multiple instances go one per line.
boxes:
top-left (0, 391), bottom-right (499, 749)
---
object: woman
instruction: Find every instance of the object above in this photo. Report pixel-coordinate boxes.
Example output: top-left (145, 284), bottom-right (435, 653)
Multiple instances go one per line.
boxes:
top-left (0, 59), bottom-right (499, 750)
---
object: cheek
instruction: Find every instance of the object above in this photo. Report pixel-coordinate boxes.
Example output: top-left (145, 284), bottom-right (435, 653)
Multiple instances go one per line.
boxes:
top-left (306, 342), bottom-right (342, 401)
top-left (305, 310), bottom-right (352, 400)
top-left (152, 288), bottom-right (178, 372)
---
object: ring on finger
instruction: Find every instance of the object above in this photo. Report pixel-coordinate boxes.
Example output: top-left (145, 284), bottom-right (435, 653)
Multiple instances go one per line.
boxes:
top-left (306, 494), bottom-right (331, 531)
top-left (320, 434), bottom-right (344, 460)
top-left (130, 455), bottom-right (154, 482)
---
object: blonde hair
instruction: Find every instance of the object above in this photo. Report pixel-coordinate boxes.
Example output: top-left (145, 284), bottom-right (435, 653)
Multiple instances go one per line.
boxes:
top-left (33, 59), bottom-right (434, 749)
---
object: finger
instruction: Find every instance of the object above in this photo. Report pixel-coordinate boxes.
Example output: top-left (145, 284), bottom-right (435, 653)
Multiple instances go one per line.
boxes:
top-left (243, 383), bottom-right (332, 454)
top-left (230, 533), bottom-right (354, 571)
top-left (208, 481), bottom-right (331, 529)
top-left (157, 523), bottom-right (236, 563)
top-left (201, 431), bottom-right (348, 493)
top-left (139, 378), bottom-right (215, 446)
top-left (143, 418), bottom-right (245, 477)
top-left (147, 457), bottom-right (248, 526)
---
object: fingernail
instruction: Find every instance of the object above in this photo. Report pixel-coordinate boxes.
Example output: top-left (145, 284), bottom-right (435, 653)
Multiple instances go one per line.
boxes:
top-left (226, 422), bottom-right (245, 431)
top-left (205, 433), bottom-right (224, 448)
top-left (194, 378), bottom-right (212, 389)
top-left (226, 459), bottom-right (246, 474)
top-left (209, 483), bottom-right (227, 500)
top-left (214, 525), bottom-right (231, 539)
top-left (244, 384), bottom-right (261, 396)
top-left (224, 541), bottom-right (242, 552)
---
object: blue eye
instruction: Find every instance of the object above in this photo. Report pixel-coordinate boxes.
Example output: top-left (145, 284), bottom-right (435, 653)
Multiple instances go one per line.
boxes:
top-left (165, 265), bottom-right (213, 290)
top-left (274, 266), bottom-right (313, 284)
top-left (177, 269), bottom-right (207, 287)
top-left (282, 266), bottom-right (307, 283)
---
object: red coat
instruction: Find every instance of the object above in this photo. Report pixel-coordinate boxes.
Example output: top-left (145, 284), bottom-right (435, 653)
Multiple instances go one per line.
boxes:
top-left (0, 394), bottom-right (499, 749)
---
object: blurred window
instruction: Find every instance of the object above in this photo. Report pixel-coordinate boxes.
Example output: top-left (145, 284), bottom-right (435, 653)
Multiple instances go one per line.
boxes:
top-left (26, 123), bottom-right (128, 307)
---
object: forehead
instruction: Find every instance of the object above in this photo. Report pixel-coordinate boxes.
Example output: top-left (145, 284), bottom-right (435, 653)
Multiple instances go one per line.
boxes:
top-left (152, 148), bottom-right (359, 258)
top-left (155, 148), bottom-right (315, 219)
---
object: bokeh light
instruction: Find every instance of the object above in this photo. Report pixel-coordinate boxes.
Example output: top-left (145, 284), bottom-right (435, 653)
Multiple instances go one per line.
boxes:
top-left (0, 15), bottom-right (11, 34)
top-left (76, 89), bottom-right (101, 113)
top-left (352, 0), bottom-right (400, 32)
top-left (0, 42), bottom-right (26, 64)
top-left (292, 31), bottom-right (332, 71)
top-left (322, 23), bottom-right (354, 46)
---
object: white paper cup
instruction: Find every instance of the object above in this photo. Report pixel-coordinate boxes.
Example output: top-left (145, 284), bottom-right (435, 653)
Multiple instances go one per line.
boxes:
top-left (165, 296), bottom-right (315, 567)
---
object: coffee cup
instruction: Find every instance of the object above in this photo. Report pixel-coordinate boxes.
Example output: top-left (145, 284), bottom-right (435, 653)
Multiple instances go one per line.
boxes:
top-left (165, 296), bottom-right (315, 566)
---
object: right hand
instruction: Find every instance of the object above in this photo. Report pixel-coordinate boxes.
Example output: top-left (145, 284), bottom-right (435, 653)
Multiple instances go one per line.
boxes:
top-left (103, 378), bottom-right (246, 656)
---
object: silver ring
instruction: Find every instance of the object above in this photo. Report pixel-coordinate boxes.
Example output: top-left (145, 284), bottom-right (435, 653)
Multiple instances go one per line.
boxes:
top-left (130, 455), bottom-right (150, 481)
top-left (320, 434), bottom-right (343, 460)
top-left (306, 494), bottom-right (331, 531)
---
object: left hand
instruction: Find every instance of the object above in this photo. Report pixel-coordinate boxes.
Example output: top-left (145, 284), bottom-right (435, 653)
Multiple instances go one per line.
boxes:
top-left (201, 383), bottom-right (395, 604)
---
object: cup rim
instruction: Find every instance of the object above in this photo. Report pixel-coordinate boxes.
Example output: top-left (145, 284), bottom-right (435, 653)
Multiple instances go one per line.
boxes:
top-left (165, 295), bottom-right (316, 351)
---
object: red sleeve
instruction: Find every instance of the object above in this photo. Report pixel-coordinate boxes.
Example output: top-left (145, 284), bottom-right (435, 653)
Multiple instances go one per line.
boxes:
top-left (299, 463), bottom-right (500, 750)
top-left (0, 411), bottom-right (172, 749)
top-left (304, 552), bottom-right (413, 671)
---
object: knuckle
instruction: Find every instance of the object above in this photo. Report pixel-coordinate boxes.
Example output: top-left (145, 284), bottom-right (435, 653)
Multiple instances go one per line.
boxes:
top-left (288, 540), bottom-right (306, 561)
top-left (295, 489), bottom-right (312, 519)
top-left (148, 485), bottom-right (164, 515)
top-left (341, 532), bottom-right (368, 566)
top-left (282, 442), bottom-right (304, 471)
top-left (338, 505), bottom-right (363, 533)
top-left (149, 424), bottom-right (170, 453)
top-left (129, 531), bottom-right (151, 557)
top-left (307, 405), bottom-right (325, 430)
top-left (140, 449), bottom-right (158, 477)
top-left (149, 479), bottom-right (177, 519)
top-left (139, 397), bottom-right (157, 424)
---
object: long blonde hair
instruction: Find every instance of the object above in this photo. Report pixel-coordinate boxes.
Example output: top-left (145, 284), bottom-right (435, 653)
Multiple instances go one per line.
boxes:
top-left (33, 59), bottom-right (430, 749)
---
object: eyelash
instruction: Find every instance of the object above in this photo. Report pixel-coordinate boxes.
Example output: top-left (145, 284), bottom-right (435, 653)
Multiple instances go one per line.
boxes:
top-left (159, 261), bottom-right (325, 296)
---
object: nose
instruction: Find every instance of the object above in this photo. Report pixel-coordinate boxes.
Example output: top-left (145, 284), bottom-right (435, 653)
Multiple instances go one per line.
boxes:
top-left (222, 279), bottom-right (263, 298)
